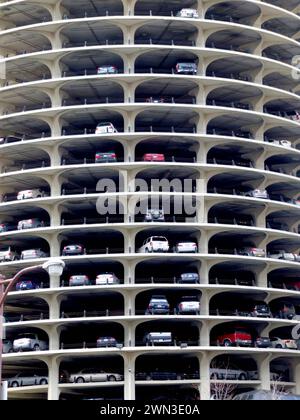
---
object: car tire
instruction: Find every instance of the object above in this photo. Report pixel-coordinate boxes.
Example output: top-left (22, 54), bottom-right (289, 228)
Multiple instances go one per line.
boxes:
top-left (223, 340), bottom-right (231, 347)
top-left (239, 373), bottom-right (247, 380)
top-left (275, 344), bottom-right (283, 349)
top-left (34, 344), bottom-right (40, 351)
top-left (176, 374), bottom-right (182, 380)
top-left (11, 381), bottom-right (19, 388)
top-left (40, 378), bottom-right (48, 385)
top-left (210, 373), bottom-right (218, 380)
top-left (75, 377), bottom-right (85, 383)
top-left (108, 375), bottom-right (116, 382)
top-left (146, 375), bottom-right (152, 381)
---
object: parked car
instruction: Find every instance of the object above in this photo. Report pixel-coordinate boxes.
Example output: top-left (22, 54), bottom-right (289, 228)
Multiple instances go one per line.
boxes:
top-left (236, 303), bottom-right (272, 318)
top-left (174, 242), bottom-right (198, 253)
top-left (237, 247), bottom-right (266, 258)
top-left (0, 247), bottom-right (19, 262)
top-left (95, 151), bottom-right (117, 163)
top-left (270, 337), bottom-right (297, 350)
top-left (69, 369), bottom-right (123, 383)
top-left (144, 332), bottom-right (173, 346)
top-left (95, 122), bottom-right (118, 134)
top-left (17, 189), bottom-right (47, 200)
top-left (136, 370), bottom-right (182, 381)
top-left (176, 296), bottom-right (200, 315)
top-left (254, 337), bottom-right (272, 348)
top-left (144, 209), bottom-right (165, 222)
top-left (268, 250), bottom-right (297, 261)
top-left (62, 245), bottom-right (86, 256)
top-left (17, 218), bottom-right (44, 230)
top-left (142, 153), bottom-right (165, 162)
top-left (97, 65), bottom-right (118, 75)
top-left (244, 189), bottom-right (269, 199)
top-left (69, 275), bottom-right (92, 287)
top-left (284, 280), bottom-right (300, 291)
top-left (249, 303), bottom-right (272, 318)
top-left (16, 280), bottom-right (39, 291)
top-left (138, 236), bottom-right (169, 253)
top-left (2, 339), bottom-right (13, 353)
top-left (13, 333), bottom-right (48, 352)
top-left (176, 8), bottom-right (199, 18)
top-left (177, 272), bottom-right (199, 284)
top-left (146, 295), bottom-right (170, 315)
top-left (96, 336), bottom-right (118, 348)
top-left (96, 272), bottom-right (120, 285)
top-left (7, 373), bottom-right (48, 388)
top-left (210, 368), bottom-right (248, 380)
top-left (21, 249), bottom-right (48, 260)
top-left (146, 96), bottom-right (168, 103)
top-left (273, 302), bottom-right (296, 320)
top-left (216, 328), bottom-right (252, 347)
top-left (0, 222), bottom-right (15, 233)
top-left (266, 139), bottom-right (292, 148)
top-left (175, 62), bottom-right (197, 75)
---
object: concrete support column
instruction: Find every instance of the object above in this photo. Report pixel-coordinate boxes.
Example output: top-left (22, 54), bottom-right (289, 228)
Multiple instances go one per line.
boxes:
top-left (199, 321), bottom-right (210, 346)
top-left (124, 321), bottom-right (135, 347)
top-left (48, 294), bottom-right (62, 318)
top-left (124, 353), bottom-right (136, 400)
top-left (124, 290), bottom-right (135, 316)
top-left (256, 354), bottom-right (271, 391)
top-left (47, 357), bottom-right (60, 400)
top-left (293, 362), bottom-right (300, 394)
top-left (199, 353), bottom-right (211, 400)
top-left (124, 260), bottom-right (135, 284)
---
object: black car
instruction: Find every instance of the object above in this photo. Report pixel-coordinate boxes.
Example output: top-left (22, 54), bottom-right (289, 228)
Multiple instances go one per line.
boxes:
top-left (136, 371), bottom-right (181, 381)
top-left (255, 337), bottom-right (272, 348)
top-left (145, 295), bottom-right (170, 315)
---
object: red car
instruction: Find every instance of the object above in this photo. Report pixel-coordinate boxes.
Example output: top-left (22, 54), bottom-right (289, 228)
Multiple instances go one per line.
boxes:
top-left (143, 153), bottom-right (165, 162)
top-left (216, 328), bottom-right (252, 347)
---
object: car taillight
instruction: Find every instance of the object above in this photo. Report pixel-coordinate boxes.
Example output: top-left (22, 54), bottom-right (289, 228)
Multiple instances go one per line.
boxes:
top-left (111, 154), bottom-right (116, 158)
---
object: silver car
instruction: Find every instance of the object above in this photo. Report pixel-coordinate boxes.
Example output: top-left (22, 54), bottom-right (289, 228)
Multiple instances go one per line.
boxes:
top-left (7, 373), bottom-right (48, 388)
top-left (17, 218), bottom-right (44, 230)
top-left (69, 368), bottom-right (123, 383)
top-left (2, 339), bottom-right (13, 353)
top-left (21, 249), bottom-right (48, 260)
top-left (174, 242), bottom-right (198, 253)
top-left (13, 333), bottom-right (48, 352)
top-left (244, 189), bottom-right (269, 199)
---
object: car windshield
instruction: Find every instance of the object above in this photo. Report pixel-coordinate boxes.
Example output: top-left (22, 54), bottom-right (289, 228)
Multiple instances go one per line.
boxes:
top-left (97, 122), bottom-right (111, 127)
top-left (152, 237), bottom-right (167, 241)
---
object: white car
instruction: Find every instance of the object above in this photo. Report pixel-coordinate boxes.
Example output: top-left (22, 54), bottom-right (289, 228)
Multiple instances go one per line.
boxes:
top-left (21, 249), bottom-right (48, 260)
top-left (95, 122), bottom-right (118, 134)
top-left (210, 368), bottom-right (248, 380)
top-left (17, 189), bottom-right (47, 200)
top-left (270, 337), bottom-right (298, 350)
top-left (13, 333), bottom-right (48, 352)
top-left (176, 8), bottom-right (199, 18)
top-left (0, 247), bottom-right (19, 262)
top-left (267, 139), bottom-right (292, 148)
top-left (174, 242), bottom-right (198, 253)
top-left (96, 272), bottom-right (120, 285)
top-left (69, 369), bottom-right (123, 383)
top-left (176, 297), bottom-right (200, 315)
top-left (244, 189), bottom-right (269, 199)
top-left (268, 250), bottom-right (297, 261)
top-left (7, 373), bottom-right (48, 388)
top-left (138, 236), bottom-right (169, 253)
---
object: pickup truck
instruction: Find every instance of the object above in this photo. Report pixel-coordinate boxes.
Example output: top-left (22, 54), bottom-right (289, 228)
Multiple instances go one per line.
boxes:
top-left (13, 333), bottom-right (48, 352)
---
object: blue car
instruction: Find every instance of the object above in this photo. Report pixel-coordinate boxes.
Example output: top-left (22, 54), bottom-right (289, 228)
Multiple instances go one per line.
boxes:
top-left (16, 280), bottom-right (39, 291)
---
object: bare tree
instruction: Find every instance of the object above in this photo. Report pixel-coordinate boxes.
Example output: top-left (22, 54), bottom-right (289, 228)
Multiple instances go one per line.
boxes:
top-left (210, 360), bottom-right (237, 400)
